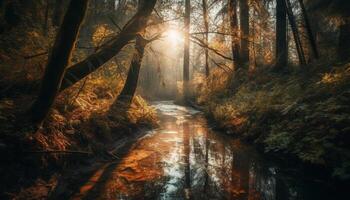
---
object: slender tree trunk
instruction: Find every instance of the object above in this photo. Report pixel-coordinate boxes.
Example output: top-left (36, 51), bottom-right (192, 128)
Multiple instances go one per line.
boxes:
top-left (274, 0), bottom-right (288, 71)
top-left (29, 0), bottom-right (88, 126)
top-left (52, 0), bottom-right (66, 27)
top-left (3, 0), bottom-right (21, 31)
top-left (183, 0), bottom-right (190, 100)
top-left (202, 0), bottom-right (209, 77)
top-left (252, 11), bottom-right (257, 70)
top-left (59, 0), bottom-right (157, 91)
top-left (43, 0), bottom-right (49, 36)
top-left (285, 0), bottom-right (306, 65)
top-left (338, 18), bottom-right (350, 62)
top-left (239, 0), bottom-right (249, 65)
top-left (298, 0), bottom-right (319, 59)
top-left (116, 36), bottom-right (147, 105)
top-left (229, 0), bottom-right (240, 71)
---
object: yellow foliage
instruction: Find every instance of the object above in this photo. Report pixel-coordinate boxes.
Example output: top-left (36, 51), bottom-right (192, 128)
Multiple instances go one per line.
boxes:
top-left (319, 65), bottom-right (350, 85)
top-left (92, 24), bottom-right (114, 47)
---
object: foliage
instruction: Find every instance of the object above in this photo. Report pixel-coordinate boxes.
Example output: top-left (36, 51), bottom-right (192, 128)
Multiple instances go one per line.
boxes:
top-left (197, 63), bottom-right (350, 180)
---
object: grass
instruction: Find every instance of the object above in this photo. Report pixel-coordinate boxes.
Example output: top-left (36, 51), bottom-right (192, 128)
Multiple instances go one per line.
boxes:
top-left (195, 63), bottom-right (350, 180)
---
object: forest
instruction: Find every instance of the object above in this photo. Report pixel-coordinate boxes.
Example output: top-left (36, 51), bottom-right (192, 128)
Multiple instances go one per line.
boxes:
top-left (0, 0), bottom-right (349, 199)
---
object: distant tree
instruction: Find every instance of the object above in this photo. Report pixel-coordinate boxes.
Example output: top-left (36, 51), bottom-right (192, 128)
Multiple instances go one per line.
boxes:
top-left (228, 0), bottom-right (240, 70)
top-left (29, 0), bottom-right (89, 126)
top-left (239, 0), bottom-right (249, 66)
top-left (274, 0), bottom-right (288, 71)
top-left (202, 0), bottom-right (210, 77)
top-left (116, 35), bottom-right (160, 105)
top-left (307, 0), bottom-right (350, 61)
top-left (298, 0), bottom-right (319, 60)
top-left (285, 0), bottom-right (306, 65)
top-left (338, 18), bottom-right (350, 62)
top-left (183, 0), bottom-right (191, 100)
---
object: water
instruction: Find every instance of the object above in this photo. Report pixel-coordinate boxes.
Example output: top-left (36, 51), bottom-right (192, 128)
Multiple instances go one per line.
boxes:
top-left (67, 101), bottom-right (339, 200)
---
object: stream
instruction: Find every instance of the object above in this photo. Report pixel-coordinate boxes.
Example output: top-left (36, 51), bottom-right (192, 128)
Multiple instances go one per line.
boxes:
top-left (55, 101), bottom-right (341, 200)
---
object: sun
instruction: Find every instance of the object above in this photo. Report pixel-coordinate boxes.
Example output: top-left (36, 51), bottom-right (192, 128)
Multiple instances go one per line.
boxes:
top-left (166, 29), bottom-right (183, 45)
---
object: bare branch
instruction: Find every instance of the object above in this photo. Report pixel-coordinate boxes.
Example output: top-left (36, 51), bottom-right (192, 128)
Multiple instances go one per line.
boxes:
top-left (190, 35), bottom-right (233, 61)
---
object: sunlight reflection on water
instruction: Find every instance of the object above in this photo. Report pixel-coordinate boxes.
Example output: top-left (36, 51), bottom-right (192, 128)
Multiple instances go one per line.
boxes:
top-left (71, 101), bottom-right (336, 200)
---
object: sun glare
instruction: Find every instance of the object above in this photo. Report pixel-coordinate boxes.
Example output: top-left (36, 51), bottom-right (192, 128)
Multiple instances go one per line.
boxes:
top-left (166, 29), bottom-right (182, 45)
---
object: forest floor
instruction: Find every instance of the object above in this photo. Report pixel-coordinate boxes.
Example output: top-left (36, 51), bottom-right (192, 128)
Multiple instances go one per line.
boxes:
top-left (0, 78), bottom-right (158, 199)
top-left (0, 21), bottom-right (160, 199)
top-left (195, 62), bottom-right (350, 181)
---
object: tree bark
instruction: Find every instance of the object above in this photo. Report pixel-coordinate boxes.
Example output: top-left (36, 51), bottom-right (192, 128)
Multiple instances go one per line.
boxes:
top-left (43, 0), bottom-right (49, 35)
top-left (52, 0), bottom-right (66, 27)
top-left (3, 0), bottom-right (21, 31)
top-left (202, 0), bottom-right (210, 77)
top-left (338, 18), bottom-right (350, 62)
top-left (29, 0), bottom-right (88, 125)
top-left (183, 0), bottom-right (190, 100)
top-left (285, 0), bottom-right (306, 65)
top-left (298, 0), bottom-right (319, 60)
top-left (116, 36), bottom-right (147, 105)
top-left (274, 0), bottom-right (288, 71)
top-left (59, 0), bottom-right (157, 91)
top-left (239, 0), bottom-right (249, 65)
top-left (229, 0), bottom-right (240, 71)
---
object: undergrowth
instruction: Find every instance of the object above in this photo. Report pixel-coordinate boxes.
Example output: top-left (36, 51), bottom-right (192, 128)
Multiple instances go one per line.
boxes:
top-left (196, 63), bottom-right (350, 180)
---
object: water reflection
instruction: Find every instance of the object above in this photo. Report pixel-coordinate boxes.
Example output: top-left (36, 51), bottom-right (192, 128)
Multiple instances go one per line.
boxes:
top-left (68, 101), bottom-right (338, 200)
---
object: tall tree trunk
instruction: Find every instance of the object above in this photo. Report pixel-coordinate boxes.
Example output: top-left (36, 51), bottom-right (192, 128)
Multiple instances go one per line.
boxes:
top-left (285, 0), bottom-right (306, 65)
top-left (229, 0), bottom-right (240, 71)
top-left (338, 18), bottom-right (350, 62)
top-left (239, 0), bottom-right (249, 66)
top-left (251, 10), bottom-right (257, 70)
top-left (59, 0), bottom-right (157, 91)
top-left (52, 0), bottom-right (66, 27)
top-left (202, 0), bottom-right (210, 77)
top-left (3, 0), bottom-right (21, 31)
top-left (43, 0), bottom-right (49, 36)
top-left (183, 0), bottom-right (190, 100)
top-left (116, 36), bottom-right (147, 105)
top-left (298, 0), bottom-right (319, 60)
top-left (29, 0), bottom-right (88, 126)
top-left (274, 0), bottom-right (288, 71)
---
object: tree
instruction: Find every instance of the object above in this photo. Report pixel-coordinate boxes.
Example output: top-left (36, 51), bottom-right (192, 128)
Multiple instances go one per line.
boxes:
top-left (202, 0), bottom-right (210, 77)
top-left (59, 0), bottom-right (157, 91)
top-left (1, 0), bottom-right (21, 32)
top-left (274, 0), bottom-right (288, 71)
top-left (116, 35), bottom-right (160, 105)
top-left (285, 0), bottom-right (306, 66)
top-left (43, 0), bottom-right (50, 35)
top-left (338, 18), bottom-right (350, 62)
top-left (307, 0), bottom-right (350, 62)
top-left (183, 0), bottom-right (191, 100)
top-left (29, 0), bottom-right (89, 126)
top-left (239, 0), bottom-right (249, 66)
top-left (298, 0), bottom-right (319, 60)
top-left (52, 0), bottom-right (67, 27)
top-left (228, 0), bottom-right (240, 70)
